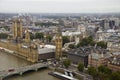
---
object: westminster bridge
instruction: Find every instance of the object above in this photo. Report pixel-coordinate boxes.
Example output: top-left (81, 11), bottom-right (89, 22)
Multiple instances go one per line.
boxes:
top-left (0, 63), bottom-right (48, 80)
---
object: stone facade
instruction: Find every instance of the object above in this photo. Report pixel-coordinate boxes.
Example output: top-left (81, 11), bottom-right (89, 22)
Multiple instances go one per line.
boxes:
top-left (55, 27), bottom-right (62, 60)
top-left (107, 55), bottom-right (120, 71)
top-left (67, 48), bottom-right (89, 68)
top-left (0, 41), bottom-right (38, 63)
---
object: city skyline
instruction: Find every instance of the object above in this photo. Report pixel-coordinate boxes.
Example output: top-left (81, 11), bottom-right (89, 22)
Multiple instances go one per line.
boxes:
top-left (0, 0), bottom-right (120, 13)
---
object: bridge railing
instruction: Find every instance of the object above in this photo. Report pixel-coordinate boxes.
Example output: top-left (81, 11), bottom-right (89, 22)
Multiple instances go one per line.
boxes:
top-left (0, 63), bottom-right (48, 80)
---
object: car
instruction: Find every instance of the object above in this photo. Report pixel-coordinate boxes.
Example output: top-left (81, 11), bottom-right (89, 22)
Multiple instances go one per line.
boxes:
top-left (8, 68), bottom-right (15, 72)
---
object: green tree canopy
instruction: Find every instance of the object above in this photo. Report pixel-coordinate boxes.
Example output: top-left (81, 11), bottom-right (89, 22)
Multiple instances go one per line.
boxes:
top-left (63, 59), bottom-right (71, 68)
top-left (46, 35), bottom-right (52, 42)
top-left (98, 72), bottom-right (109, 80)
top-left (62, 36), bottom-right (70, 46)
top-left (88, 66), bottom-right (120, 80)
top-left (110, 72), bottom-right (120, 80)
top-left (97, 41), bottom-right (107, 49)
top-left (77, 36), bottom-right (95, 47)
top-left (35, 32), bottom-right (44, 39)
top-left (98, 65), bottom-right (112, 74)
top-left (77, 36), bottom-right (107, 49)
top-left (30, 33), bottom-right (35, 40)
top-left (68, 44), bottom-right (75, 49)
top-left (77, 63), bottom-right (84, 72)
top-left (0, 33), bottom-right (8, 39)
top-left (88, 67), bottom-right (99, 79)
top-left (2, 26), bottom-right (10, 31)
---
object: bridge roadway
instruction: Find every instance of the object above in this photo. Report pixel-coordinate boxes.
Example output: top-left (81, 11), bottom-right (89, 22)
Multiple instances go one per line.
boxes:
top-left (0, 63), bottom-right (48, 80)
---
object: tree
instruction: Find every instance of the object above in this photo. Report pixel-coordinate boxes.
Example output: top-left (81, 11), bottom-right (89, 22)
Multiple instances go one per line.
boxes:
top-left (77, 38), bottom-right (88, 47)
top-left (88, 67), bottom-right (99, 79)
top-left (110, 72), bottom-right (120, 80)
top-left (98, 65), bottom-right (105, 73)
top-left (0, 33), bottom-right (8, 39)
top-left (77, 63), bottom-right (84, 72)
top-left (35, 32), bottom-right (44, 39)
top-left (46, 35), bottom-right (52, 42)
top-left (105, 67), bottom-right (112, 75)
top-left (87, 36), bottom-right (93, 43)
top-left (30, 33), bottom-right (34, 40)
top-left (90, 41), bottom-right (96, 46)
top-left (98, 65), bottom-right (112, 75)
top-left (68, 44), bottom-right (75, 49)
top-left (97, 66), bottom-right (112, 80)
top-left (88, 66), bottom-right (119, 80)
top-left (62, 36), bottom-right (70, 46)
top-left (98, 72), bottom-right (109, 80)
top-left (77, 36), bottom-right (94, 47)
top-left (63, 59), bottom-right (71, 68)
top-left (97, 41), bottom-right (107, 49)
top-left (2, 26), bottom-right (10, 31)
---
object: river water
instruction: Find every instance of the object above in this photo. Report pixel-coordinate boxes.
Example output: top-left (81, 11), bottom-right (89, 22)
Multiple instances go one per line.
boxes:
top-left (0, 52), bottom-right (60, 80)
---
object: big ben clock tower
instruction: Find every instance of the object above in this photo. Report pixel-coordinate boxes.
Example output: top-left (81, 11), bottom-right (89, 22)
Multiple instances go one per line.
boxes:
top-left (55, 27), bottom-right (62, 60)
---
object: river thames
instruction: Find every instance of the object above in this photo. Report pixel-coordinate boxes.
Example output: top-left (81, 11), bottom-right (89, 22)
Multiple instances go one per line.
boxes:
top-left (0, 52), bottom-right (60, 80)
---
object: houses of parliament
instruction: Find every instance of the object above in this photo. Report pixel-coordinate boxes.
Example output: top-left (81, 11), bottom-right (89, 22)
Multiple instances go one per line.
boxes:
top-left (0, 18), bottom-right (62, 63)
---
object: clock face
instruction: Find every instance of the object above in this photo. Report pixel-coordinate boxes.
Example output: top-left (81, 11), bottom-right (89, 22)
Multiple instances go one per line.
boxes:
top-left (59, 36), bottom-right (62, 39)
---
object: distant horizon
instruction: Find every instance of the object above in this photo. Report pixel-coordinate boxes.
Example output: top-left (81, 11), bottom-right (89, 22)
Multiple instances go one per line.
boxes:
top-left (0, 0), bottom-right (120, 13)
top-left (0, 12), bottom-right (120, 14)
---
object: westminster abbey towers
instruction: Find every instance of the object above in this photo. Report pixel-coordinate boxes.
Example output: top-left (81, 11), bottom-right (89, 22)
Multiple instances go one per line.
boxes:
top-left (12, 18), bottom-right (23, 42)
top-left (12, 18), bottom-right (63, 61)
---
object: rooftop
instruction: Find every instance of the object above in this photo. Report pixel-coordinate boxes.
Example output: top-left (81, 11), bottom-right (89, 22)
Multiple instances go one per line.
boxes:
top-left (67, 47), bottom-right (90, 57)
top-left (108, 55), bottom-right (120, 66)
top-left (62, 31), bottom-right (81, 36)
top-left (38, 45), bottom-right (55, 54)
top-left (38, 47), bottom-right (55, 54)
top-left (91, 52), bottom-right (112, 60)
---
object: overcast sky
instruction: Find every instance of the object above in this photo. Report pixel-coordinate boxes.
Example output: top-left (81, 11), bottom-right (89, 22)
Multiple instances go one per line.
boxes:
top-left (0, 0), bottom-right (120, 13)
